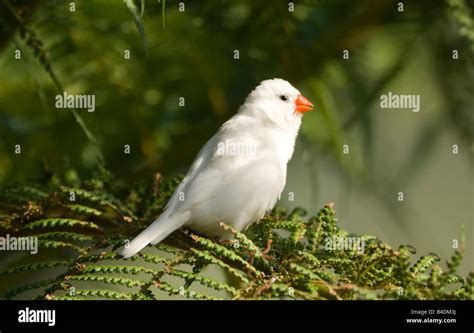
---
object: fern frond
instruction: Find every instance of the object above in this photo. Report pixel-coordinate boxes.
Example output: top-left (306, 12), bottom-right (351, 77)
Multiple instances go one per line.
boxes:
top-left (411, 253), bottom-right (441, 276)
top-left (2, 279), bottom-right (56, 300)
top-left (65, 204), bottom-right (103, 217)
top-left (57, 289), bottom-right (133, 300)
top-left (35, 232), bottom-right (93, 242)
top-left (81, 264), bottom-right (156, 276)
top-left (191, 234), bottom-right (261, 277)
top-left (64, 274), bottom-right (146, 288)
top-left (218, 221), bottom-right (270, 266)
top-left (153, 281), bottom-right (220, 300)
top-left (0, 261), bottom-right (68, 277)
top-left (191, 249), bottom-right (250, 284)
top-left (168, 269), bottom-right (238, 295)
top-left (38, 240), bottom-right (87, 254)
top-left (59, 186), bottom-right (135, 219)
top-left (23, 218), bottom-right (101, 231)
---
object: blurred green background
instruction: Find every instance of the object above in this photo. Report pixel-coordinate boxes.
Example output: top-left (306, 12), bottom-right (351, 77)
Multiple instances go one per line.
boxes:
top-left (0, 0), bottom-right (472, 274)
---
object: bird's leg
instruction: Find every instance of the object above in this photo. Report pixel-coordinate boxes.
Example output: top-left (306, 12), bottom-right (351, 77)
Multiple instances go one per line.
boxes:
top-left (246, 239), bottom-right (274, 271)
top-left (218, 238), bottom-right (256, 276)
top-left (262, 239), bottom-right (272, 255)
top-left (261, 239), bottom-right (275, 261)
top-left (219, 234), bottom-right (275, 275)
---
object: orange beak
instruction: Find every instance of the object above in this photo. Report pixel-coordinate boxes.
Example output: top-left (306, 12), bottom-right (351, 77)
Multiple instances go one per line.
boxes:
top-left (295, 94), bottom-right (314, 113)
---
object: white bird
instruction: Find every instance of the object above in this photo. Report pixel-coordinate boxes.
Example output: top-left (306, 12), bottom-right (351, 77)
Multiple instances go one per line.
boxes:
top-left (120, 78), bottom-right (314, 258)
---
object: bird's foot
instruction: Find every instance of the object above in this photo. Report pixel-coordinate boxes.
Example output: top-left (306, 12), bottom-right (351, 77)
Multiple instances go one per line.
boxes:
top-left (219, 239), bottom-right (239, 247)
top-left (324, 202), bottom-right (335, 209)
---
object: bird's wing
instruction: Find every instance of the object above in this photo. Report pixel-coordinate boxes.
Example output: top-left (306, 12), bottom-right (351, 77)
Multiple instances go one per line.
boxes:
top-left (165, 116), bottom-right (259, 215)
top-left (163, 134), bottom-right (217, 212)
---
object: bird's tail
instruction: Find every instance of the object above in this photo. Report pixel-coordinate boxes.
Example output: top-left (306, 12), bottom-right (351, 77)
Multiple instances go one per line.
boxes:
top-left (119, 211), bottom-right (189, 258)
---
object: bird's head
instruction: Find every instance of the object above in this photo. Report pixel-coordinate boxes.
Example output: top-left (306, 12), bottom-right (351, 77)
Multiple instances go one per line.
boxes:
top-left (241, 78), bottom-right (314, 130)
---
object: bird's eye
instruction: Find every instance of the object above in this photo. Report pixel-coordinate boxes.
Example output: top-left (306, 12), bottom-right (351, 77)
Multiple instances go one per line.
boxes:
top-left (279, 95), bottom-right (289, 102)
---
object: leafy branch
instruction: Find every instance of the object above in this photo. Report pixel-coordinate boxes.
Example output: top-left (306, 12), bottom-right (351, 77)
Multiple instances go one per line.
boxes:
top-left (2, 0), bottom-right (104, 163)
top-left (0, 170), bottom-right (471, 300)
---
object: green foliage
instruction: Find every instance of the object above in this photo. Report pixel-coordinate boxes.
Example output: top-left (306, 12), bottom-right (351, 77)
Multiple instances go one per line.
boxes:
top-left (447, 0), bottom-right (474, 52)
top-left (1, 0), bottom-right (105, 164)
top-left (0, 172), bottom-right (471, 300)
